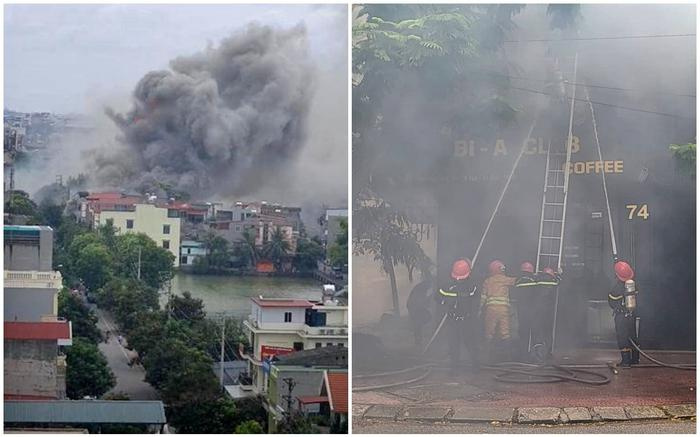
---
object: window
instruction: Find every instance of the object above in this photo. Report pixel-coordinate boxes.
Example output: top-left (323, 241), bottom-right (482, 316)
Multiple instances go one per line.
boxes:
top-left (126, 219), bottom-right (134, 229)
top-left (162, 240), bottom-right (170, 249)
top-left (284, 312), bottom-right (292, 323)
top-left (338, 342), bottom-right (344, 347)
top-left (315, 342), bottom-right (322, 349)
top-left (293, 342), bottom-right (304, 351)
top-left (326, 342), bottom-right (333, 347)
top-left (163, 224), bottom-right (170, 234)
top-left (106, 218), bottom-right (114, 227)
top-left (235, 225), bottom-right (241, 232)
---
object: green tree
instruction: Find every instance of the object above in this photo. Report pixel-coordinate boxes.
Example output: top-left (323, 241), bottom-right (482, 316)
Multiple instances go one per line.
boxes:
top-left (262, 227), bottom-right (292, 271)
top-left (170, 291), bottom-right (206, 322)
top-left (354, 195), bottom-right (431, 316)
top-left (328, 219), bottom-right (348, 268)
top-left (203, 233), bottom-right (232, 272)
top-left (167, 397), bottom-right (238, 434)
top-left (670, 141), bottom-right (696, 177)
top-left (35, 200), bottom-right (64, 228)
top-left (294, 237), bottom-right (325, 272)
top-left (96, 278), bottom-right (159, 331)
top-left (57, 289), bottom-right (103, 343)
top-left (233, 228), bottom-right (260, 269)
top-left (235, 420), bottom-right (264, 434)
top-left (4, 190), bottom-right (38, 216)
top-left (67, 234), bottom-right (113, 291)
top-left (65, 338), bottom-right (115, 399)
top-left (112, 233), bottom-right (174, 289)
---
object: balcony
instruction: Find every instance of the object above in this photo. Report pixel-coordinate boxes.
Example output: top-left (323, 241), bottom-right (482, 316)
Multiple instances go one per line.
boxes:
top-left (4, 270), bottom-right (62, 289)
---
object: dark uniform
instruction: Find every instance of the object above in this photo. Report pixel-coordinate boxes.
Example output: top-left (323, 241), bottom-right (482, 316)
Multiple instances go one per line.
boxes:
top-left (531, 270), bottom-right (560, 361)
top-left (608, 280), bottom-right (639, 366)
top-left (514, 271), bottom-right (538, 360)
top-left (438, 277), bottom-right (480, 371)
top-left (406, 277), bottom-right (433, 346)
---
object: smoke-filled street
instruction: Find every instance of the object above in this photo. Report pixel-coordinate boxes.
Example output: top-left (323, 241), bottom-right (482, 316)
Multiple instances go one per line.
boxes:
top-left (352, 3), bottom-right (695, 433)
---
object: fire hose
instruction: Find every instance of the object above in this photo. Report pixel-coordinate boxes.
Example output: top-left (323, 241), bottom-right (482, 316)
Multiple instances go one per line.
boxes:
top-left (353, 343), bottom-right (696, 392)
top-left (629, 339), bottom-right (696, 371)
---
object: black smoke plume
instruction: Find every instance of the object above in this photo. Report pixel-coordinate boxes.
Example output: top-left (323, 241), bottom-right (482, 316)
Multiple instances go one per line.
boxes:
top-left (94, 23), bottom-right (314, 198)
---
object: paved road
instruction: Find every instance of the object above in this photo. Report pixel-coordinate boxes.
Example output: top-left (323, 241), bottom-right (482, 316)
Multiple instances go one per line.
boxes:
top-left (95, 308), bottom-right (159, 400)
top-left (353, 418), bottom-right (696, 434)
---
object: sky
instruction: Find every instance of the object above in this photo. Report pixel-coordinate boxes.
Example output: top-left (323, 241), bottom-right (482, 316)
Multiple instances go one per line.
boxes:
top-left (4, 4), bottom-right (347, 114)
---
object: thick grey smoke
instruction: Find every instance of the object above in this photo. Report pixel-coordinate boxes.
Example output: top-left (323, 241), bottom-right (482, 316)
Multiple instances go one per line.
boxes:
top-left (94, 23), bottom-right (315, 198)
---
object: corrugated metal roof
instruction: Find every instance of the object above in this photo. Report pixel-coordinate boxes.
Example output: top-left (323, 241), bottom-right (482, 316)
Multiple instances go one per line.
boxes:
top-left (251, 298), bottom-right (313, 308)
top-left (4, 401), bottom-right (166, 424)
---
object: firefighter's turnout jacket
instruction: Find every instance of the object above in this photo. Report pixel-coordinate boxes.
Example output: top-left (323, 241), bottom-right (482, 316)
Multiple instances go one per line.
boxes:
top-left (608, 279), bottom-right (639, 364)
top-left (481, 273), bottom-right (517, 340)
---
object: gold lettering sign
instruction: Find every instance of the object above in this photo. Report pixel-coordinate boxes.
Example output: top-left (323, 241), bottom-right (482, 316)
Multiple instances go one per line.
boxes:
top-left (564, 160), bottom-right (624, 175)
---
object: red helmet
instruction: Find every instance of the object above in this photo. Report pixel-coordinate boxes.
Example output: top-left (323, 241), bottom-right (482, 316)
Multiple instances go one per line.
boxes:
top-left (489, 260), bottom-right (505, 275)
top-left (520, 261), bottom-right (534, 273)
top-left (451, 259), bottom-right (472, 280)
top-left (614, 261), bottom-right (634, 281)
top-left (543, 267), bottom-right (556, 277)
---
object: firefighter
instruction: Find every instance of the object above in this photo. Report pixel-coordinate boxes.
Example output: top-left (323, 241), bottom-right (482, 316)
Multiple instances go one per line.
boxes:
top-left (608, 260), bottom-right (639, 367)
top-left (438, 258), bottom-right (479, 374)
top-left (406, 269), bottom-right (434, 346)
top-left (513, 261), bottom-right (538, 361)
top-left (531, 266), bottom-right (561, 362)
top-left (480, 260), bottom-right (517, 363)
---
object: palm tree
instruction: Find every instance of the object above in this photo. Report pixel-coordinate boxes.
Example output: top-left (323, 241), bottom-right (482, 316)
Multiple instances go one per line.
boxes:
top-left (262, 227), bottom-right (292, 272)
top-left (234, 229), bottom-right (260, 271)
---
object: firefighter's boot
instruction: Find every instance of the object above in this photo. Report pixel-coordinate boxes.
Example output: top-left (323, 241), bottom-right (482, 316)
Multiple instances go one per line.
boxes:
top-left (631, 347), bottom-right (640, 365)
top-left (619, 349), bottom-right (632, 368)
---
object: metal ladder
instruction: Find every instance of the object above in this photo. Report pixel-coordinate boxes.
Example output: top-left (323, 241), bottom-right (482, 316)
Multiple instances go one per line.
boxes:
top-left (534, 53), bottom-right (578, 353)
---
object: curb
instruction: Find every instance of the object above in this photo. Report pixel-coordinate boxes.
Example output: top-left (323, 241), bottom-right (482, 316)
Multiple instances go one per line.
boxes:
top-left (357, 403), bottom-right (696, 425)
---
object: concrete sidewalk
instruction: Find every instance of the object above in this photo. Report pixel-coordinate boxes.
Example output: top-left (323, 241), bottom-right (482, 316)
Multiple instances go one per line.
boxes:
top-left (353, 344), bottom-right (696, 427)
top-left (354, 403), bottom-right (695, 425)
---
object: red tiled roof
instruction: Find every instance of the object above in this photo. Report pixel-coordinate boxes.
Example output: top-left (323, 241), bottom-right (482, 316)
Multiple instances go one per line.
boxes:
top-left (297, 395), bottom-right (328, 405)
top-left (86, 191), bottom-right (125, 200)
top-left (4, 322), bottom-right (71, 340)
top-left (251, 298), bottom-right (313, 308)
top-left (325, 371), bottom-right (348, 413)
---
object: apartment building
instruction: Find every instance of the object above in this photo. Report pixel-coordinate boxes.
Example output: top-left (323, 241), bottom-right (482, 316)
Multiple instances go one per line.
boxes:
top-left (242, 296), bottom-right (348, 395)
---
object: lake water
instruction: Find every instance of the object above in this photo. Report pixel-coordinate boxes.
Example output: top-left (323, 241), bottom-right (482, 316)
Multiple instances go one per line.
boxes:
top-left (163, 272), bottom-right (323, 318)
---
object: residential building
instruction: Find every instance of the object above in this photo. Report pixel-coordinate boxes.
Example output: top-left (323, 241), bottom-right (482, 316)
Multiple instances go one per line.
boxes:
top-left (4, 225), bottom-right (55, 271)
top-left (79, 192), bottom-right (143, 228)
top-left (180, 240), bottom-right (207, 266)
top-left (242, 296), bottom-right (348, 395)
top-left (4, 321), bottom-right (72, 400)
top-left (98, 203), bottom-right (181, 267)
top-left (4, 225), bottom-right (71, 400)
top-left (320, 208), bottom-right (348, 252)
top-left (264, 348), bottom-right (347, 432)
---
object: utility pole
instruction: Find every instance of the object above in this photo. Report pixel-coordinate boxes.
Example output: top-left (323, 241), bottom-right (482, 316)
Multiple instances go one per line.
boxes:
top-left (282, 377), bottom-right (297, 414)
top-left (220, 317), bottom-right (226, 389)
top-left (137, 247), bottom-right (142, 281)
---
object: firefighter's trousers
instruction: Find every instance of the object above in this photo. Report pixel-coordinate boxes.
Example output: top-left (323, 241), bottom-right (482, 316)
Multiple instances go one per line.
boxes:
top-left (614, 310), bottom-right (639, 361)
top-left (446, 315), bottom-right (479, 367)
top-left (483, 305), bottom-right (511, 341)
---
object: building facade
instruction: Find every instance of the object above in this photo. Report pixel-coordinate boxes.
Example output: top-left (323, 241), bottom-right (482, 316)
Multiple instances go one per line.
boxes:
top-left (98, 203), bottom-right (181, 267)
top-left (180, 240), bottom-right (207, 266)
top-left (242, 297), bottom-right (348, 395)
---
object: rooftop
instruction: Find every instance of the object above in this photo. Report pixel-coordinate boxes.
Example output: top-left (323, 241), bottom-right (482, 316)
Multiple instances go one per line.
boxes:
top-left (251, 298), bottom-right (314, 309)
top-left (5, 321), bottom-right (71, 341)
top-left (4, 400), bottom-right (167, 425)
top-left (325, 371), bottom-right (348, 414)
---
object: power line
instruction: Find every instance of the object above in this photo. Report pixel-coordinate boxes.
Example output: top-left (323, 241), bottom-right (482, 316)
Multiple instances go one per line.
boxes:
top-left (508, 85), bottom-right (693, 119)
top-left (490, 72), bottom-right (695, 98)
top-left (504, 33), bottom-right (696, 43)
